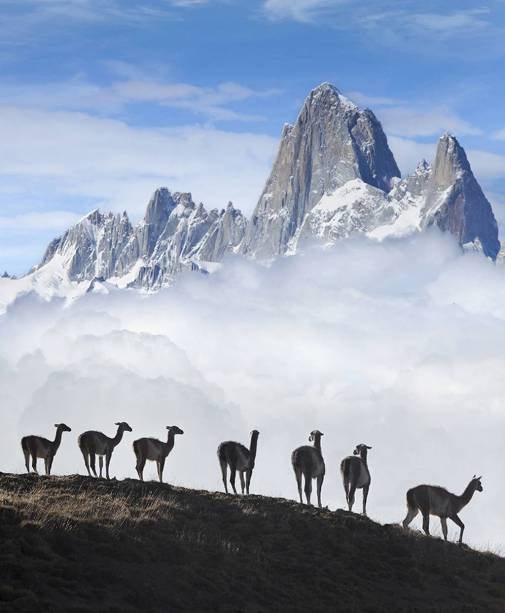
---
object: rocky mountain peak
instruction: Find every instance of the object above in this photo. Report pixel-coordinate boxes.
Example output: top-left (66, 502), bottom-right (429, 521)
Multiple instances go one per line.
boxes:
top-left (431, 133), bottom-right (471, 188)
top-left (303, 82), bottom-right (358, 114)
top-left (422, 134), bottom-right (500, 259)
top-left (144, 188), bottom-right (175, 225)
top-left (173, 192), bottom-right (194, 208)
top-left (241, 82), bottom-right (401, 258)
top-left (416, 159), bottom-right (431, 174)
top-left (34, 186), bottom-right (248, 289)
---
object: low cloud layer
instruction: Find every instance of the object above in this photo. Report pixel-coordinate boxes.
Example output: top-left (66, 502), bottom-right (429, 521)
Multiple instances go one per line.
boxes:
top-left (2, 233), bottom-right (505, 550)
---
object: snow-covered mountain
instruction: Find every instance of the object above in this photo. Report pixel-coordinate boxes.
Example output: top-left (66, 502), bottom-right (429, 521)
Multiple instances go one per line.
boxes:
top-left (241, 82), bottom-right (401, 259)
top-left (298, 133), bottom-right (500, 260)
top-left (1, 82), bottom-right (500, 308)
top-left (36, 190), bottom-right (247, 290)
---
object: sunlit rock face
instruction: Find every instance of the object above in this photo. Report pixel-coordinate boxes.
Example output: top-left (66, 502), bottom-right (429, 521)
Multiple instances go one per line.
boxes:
top-left (34, 190), bottom-right (247, 289)
top-left (241, 83), bottom-right (401, 259)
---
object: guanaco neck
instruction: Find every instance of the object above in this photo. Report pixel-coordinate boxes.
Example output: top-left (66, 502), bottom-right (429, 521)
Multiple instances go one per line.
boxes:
top-left (359, 448), bottom-right (368, 466)
top-left (313, 434), bottom-right (322, 452)
top-left (112, 425), bottom-right (125, 447)
top-left (165, 429), bottom-right (176, 454)
top-left (249, 433), bottom-right (259, 462)
top-left (456, 481), bottom-right (477, 512)
top-left (52, 427), bottom-right (64, 451)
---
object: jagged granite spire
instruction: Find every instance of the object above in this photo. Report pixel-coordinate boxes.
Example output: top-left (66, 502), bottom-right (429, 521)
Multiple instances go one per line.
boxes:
top-left (422, 134), bottom-right (500, 259)
top-left (241, 82), bottom-right (400, 259)
top-left (35, 189), bottom-right (248, 288)
top-left (138, 188), bottom-right (176, 256)
top-left (36, 209), bottom-right (136, 281)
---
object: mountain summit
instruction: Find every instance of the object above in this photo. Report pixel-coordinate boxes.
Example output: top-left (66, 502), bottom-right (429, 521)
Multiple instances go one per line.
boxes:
top-left (241, 83), bottom-right (401, 258)
top-left (422, 134), bottom-right (500, 259)
top-left (34, 191), bottom-right (247, 289)
top-left (5, 83), bottom-right (500, 301)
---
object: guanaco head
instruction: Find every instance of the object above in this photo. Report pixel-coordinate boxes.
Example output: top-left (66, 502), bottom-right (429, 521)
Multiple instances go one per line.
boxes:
top-left (115, 422), bottom-right (133, 432)
top-left (167, 425), bottom-right (184, 435)
top-left (353, 444), bottom-right (372, 457)
top-left (308, 430), bottom-right (323, 442)
top-left (471, 475), bottom-right (483, 492)
top-left (55, 423), bottom-right (72, 432)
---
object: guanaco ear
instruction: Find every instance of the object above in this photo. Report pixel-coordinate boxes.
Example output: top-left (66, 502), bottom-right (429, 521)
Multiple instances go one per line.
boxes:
top-left (477, 475), bottom-right (482, 480)
top-left (54, 423), bottom-right (59, 428)
top-left (115, 422), bottom-right (121, 426)
top-left (366, 445), bottom-right (372, 449)
top-left (308, 433), bottom-right (313, 442)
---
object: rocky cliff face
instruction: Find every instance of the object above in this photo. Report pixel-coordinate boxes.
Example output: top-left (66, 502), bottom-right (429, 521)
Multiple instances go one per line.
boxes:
top-left (35, 191), bottom-right (247, 289)
top-left (421, 134), bottom-right (500, 259)
top-left (32, 83), bottom-right (501, 292)
top-left (365, 136), bottom-right (500, 257)
top-left (241, 83), bottom-right (401, 259)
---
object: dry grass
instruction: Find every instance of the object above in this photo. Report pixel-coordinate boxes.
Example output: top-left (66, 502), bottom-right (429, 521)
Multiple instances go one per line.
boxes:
top-left (1, 472), bottom-right (505, 612)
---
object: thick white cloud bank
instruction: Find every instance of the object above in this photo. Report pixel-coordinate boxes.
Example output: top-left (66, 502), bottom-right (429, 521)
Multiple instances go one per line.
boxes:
top-left (2, 232), bottom-right (505, 551)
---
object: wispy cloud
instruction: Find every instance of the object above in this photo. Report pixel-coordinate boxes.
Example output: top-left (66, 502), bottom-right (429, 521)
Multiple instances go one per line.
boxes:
top-left (0, 74), bottom-right (280, 122)
top-left (261, 1), bottom-right (500, 42)
top-left (344, 90), bottom-right (482, 139)
top-left (0, 0), bottom-right (209, 44)
top-left (2, 0), bottom-right (208, 21)
top-left (262, 0), bottom-right (347, 23)
top-left (404, 8), bottom-right (491, 35)
top-left (0, 105), bottom-right (277, 216)
top-left (466, 149), bottom-right (505, 181)
top-left (345, 91), bottom-right (403, 108)
top-left (170, 0), bottom-right (210, 5)
top-left (492, 127), bottom-right (505, 141)
top-left (0, 211), bottom-right (80, 231)
top-left (378, 106), bottom-right (482, 138)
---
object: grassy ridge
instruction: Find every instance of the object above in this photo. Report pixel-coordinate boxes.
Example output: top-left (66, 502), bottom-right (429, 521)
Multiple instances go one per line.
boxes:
top-left (1, 473), bottom-right (505, 612)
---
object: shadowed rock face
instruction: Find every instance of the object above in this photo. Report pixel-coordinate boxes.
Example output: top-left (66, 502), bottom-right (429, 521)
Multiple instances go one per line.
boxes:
top-left (422, 135), bottom-right (500, 260)
top-left (241, 83), bottom-right (401, 259)
top-left (44, 209), bottom-right (135, 282)
top-left (137, 188), bottom-right (176, 257)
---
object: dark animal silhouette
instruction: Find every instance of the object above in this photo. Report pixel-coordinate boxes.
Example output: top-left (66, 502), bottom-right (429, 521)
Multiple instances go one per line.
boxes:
top-left (341, 443), bottom-right (372, 515)
top-left (402, 476), bottom-right (483, 543)
top-left (133, 425), bottom-right (184, 483)
top-left (291, 430), bottom-right (325, 507)
top-left (218, 430), bottom-right (260, 494)
top-left (21, 423), bottom-right (72, 475)
top-left (78, 422), bottom-right (132, 479)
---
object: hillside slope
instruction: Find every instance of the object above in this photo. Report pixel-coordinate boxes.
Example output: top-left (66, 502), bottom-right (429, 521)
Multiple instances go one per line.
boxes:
top-left (1, 473), bottom-right (504, 612)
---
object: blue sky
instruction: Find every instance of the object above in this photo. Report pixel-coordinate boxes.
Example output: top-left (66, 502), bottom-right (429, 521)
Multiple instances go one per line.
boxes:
top-left (1, 0), bottom-right (505, 275)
